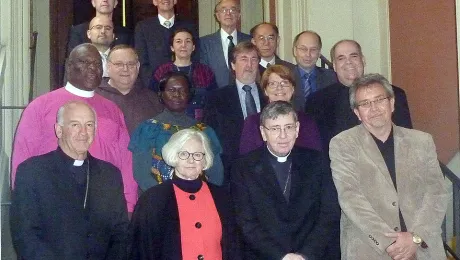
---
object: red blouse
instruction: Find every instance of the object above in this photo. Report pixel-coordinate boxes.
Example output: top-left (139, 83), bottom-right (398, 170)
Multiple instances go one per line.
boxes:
top-left (174, 182), bottom-right (223, 260)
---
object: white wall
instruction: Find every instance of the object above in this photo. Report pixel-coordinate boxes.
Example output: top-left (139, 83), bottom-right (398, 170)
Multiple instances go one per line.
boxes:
top-left (33, 0), bottom-right (51, 97)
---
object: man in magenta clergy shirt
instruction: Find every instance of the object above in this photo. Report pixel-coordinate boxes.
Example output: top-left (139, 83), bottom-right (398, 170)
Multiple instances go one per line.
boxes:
top-left (11, 43), bottom-right (137, 213)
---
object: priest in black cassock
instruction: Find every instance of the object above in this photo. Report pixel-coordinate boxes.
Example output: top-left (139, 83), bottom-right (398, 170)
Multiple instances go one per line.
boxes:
top-left (10, 101), bottom-right (129, 260)
top-left (231, 101), bottom-right (341, 260)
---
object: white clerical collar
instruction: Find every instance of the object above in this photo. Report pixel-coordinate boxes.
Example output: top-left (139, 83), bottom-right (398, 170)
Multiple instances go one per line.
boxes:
top-left (260, 56), bottom-right (276, 68)
top-left (65, 82), bottom-right (95, 98)
top-left (73, 160), bottom-right (84, 166)
top-left (267, 145), bottom-right (291, 162)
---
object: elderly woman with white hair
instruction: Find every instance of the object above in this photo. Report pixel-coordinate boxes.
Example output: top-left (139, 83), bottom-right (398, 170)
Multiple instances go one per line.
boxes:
top-left (129, 129), bottom-right (241, 260)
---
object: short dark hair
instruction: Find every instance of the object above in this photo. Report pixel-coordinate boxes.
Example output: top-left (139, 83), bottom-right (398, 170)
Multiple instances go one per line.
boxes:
top-left (293, 30), bottom-right (322, 49)
top-left (169, 28), bottom-right (196, 46)
top-left (230, 41), bottom-right (260, 64)
top-left (349, 73), bottom-right (394, 109)
top-left (158, 71), bottom-right (192, 93)
top-left (108, 44), bottom-right (138, 61)
top-left (330, 39), bottom-right (363, 63)
top-left (260, 101), bottom-right (298, 126)
top-left (250, 22), bottom-right (279, 38)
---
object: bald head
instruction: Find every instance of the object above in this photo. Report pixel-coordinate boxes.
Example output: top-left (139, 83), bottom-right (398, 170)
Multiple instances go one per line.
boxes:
top-left (87, 16), bottom-right (114, 52)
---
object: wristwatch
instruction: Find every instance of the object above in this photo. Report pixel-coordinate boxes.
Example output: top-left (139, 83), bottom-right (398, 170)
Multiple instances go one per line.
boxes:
top-left (412, 233), bottom-right (428, 248)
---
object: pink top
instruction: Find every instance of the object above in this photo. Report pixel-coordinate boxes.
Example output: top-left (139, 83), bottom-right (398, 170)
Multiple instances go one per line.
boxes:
top-left (174, 182), bottom-right (223, 260)
top-left (11, 83), bottom-right (137, 212)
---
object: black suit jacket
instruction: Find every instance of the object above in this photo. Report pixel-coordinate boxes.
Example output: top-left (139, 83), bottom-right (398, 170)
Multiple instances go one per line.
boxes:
top-left (231, 147), bottom-right (340, 260)
top-left (258, 56), bottom-right (295, 77)
top-left (204, 84), bottom-right (267, 182)
top-left (293, 66), bottom-right (337, 111)
top-left (11, 149), bottom-right (128, 260)
top-left (134, 17), bottom-right (199, 88)
top-left (128, 180), bottom-right (241, 260)
top-left (67, 22), bottom-right (133, 56)
top-left (305, 82), bottom-right (413, 153)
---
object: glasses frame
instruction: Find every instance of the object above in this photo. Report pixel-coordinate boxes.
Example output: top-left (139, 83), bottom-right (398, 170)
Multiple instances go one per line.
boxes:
top-left (262, 124), bottom-right (297, 136)
top-left (108, 60), bottom-right (138, 70)
top-left (356, 96), bottom-right (390, 109)
top-left (178, 151), bottom-right (205, 161)
top-left (216, 7), bottom-right (240, 14)
top-left (267, 80), bottom-right (292, 90)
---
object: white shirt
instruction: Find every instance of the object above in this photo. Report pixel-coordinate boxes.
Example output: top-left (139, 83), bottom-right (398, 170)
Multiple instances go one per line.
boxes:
top-left (158, 14), bottom-right (175, 28)
top-left (65, 82), bottom-right (95, 98)
top-left (220, 29), bottom-right (237, 68)
top-left (236, 79), bottom-right (261, 119)
top-left (259, 56), bottom-right (276, 68)
top-left (99, 49), bottom-right (110, 77)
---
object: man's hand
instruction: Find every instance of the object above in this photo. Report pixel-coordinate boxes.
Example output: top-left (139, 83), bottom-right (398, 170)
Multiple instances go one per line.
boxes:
top-left (385, 232), bottom-right (417, 260)
top-left (281, 253), bottom-right (306, 260)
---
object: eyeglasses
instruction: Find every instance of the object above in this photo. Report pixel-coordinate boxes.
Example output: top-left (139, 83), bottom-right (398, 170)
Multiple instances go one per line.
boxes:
top-left (263, 124), bottom-right (297, 136)
top-left (73, 59), bottom-right (102, 67)
top-left (356, 96), bottom-right (390, 109)
top-left (178, 151), bottom-right (205, 161)
top-left (216, 7), bottom-right (239, 14)
top-left (109, 61), bottom-right (137, 70)
top-left (89, 25), bottom-right (113, 31)
top-left (255, 35), bottom-right (277, 43)
top-left (295, 46), bottom-right (319, 55)
top-left (267, 80), bottom-right (292, 90)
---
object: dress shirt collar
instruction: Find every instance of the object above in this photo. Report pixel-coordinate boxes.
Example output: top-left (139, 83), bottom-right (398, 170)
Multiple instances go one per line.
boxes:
top-left (65, 81), bottom-right (95, 98)
top-left (220, 28), bottom-right (237, 44)
top-left (236, 79), bottom-right (257, 93)
top-left (297, 65), bottom-right (317, 79)
top-left (260, 56), bottom-right (276, 68)
top-left (158, 14), bottom-right (175, 28)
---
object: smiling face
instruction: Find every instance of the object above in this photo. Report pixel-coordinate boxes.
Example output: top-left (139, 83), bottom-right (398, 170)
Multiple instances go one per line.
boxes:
top-left (67, 44), bottom-right (103, 91)
top-left (353, 83), bottom-right (394, 135)
top-left (152, 0), bottom-right (177, 13)
top-left (171, 31), bottom-right (195, 61)
top-left (161, 75), bottom-right (190, 113)
top-left (333, 40), bottom-right (366, 86)
top-left (264, 73), bottom-right (294, 102)
top-left (92, 0), bottom-right (118, 15)
top-left (260, 112), bottom-right (299, 157)
top-left (174, 137), bottom-right (206, 180)
top-left (293, 32), bottom-right (321, 71)
top-left (107, 48), bottom-right (139, 93)
top-left (55, 102), bottom-right (96, 160)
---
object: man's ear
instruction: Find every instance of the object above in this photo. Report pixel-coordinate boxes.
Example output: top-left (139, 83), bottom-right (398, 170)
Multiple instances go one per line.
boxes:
top-left (87, 30), bottom-right (91, 40)
top-left (55, 124), bottom-right (63, 138)
top-left (353, 108), bottom-right (362, 121)
top-left (260, 126), bottom-right (267, 141)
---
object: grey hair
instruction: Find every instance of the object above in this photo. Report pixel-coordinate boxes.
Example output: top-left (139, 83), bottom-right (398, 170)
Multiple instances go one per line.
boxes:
top-left (162, 129), bottom-right (214, 171)
top-left (349, 73), bottom-right (395, 109)
top-left (56, 101), bottom-right (97, 127)
top-left (260, 101), bottom-right (298, 126)
top-left (330, 39), bottom-right (363, 63)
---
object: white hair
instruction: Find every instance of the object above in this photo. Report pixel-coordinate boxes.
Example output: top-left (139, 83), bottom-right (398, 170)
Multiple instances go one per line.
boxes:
top-left (56, 101), bottom-right (97, 127)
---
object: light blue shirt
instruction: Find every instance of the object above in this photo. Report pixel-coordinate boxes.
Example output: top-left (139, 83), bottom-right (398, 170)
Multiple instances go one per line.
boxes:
top-left (236, 79), bottom-right (261, 118)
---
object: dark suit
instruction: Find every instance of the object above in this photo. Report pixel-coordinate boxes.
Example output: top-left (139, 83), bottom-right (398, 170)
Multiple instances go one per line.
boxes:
top-left (293, 66), bottom-right (337, 111)
top-left (305, 82), bottom-right (413, 153)
top-left (11, 148), bottom-right (128, 260)
top-left (200, 30), bottom-right (251, 88)
top-left (128, 180), bottom-right (241, 260)
top-left (258, 56), bottom-right (295, 77)
top-left (231, 146), bottom-right (340, 260)
top-left (204, 84), bottom-right (267, 182)
top-left (135, 16), bottom-right (199, 88)
top-left (67, 22), bottom-right (133, 56)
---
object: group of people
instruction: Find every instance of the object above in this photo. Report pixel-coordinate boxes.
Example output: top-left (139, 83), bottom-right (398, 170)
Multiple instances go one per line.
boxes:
top-left (9, 0), bottom-right (450, 259)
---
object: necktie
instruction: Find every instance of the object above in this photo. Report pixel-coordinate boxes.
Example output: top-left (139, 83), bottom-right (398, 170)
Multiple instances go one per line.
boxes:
top-left (303, 73), bottom-right (311, 99)
top-left (163, 20), bottom-right (171, 29)
top-left (227, 35), bottom-right (235, 84)
top-left (266, 62), bottom-right (272, 68)
top-left (242, 85), bottom-right (257, 117)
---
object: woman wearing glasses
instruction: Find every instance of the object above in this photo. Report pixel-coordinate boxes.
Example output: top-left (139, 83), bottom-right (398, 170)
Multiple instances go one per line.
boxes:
top-left (151, 28), bottom-right (217, 121)
top-left (239, 65), bottom-right (322, 155)
top-left (129, 71), bottom-right (224, 192)
top-left (129, 129), bottom-right (240, 260)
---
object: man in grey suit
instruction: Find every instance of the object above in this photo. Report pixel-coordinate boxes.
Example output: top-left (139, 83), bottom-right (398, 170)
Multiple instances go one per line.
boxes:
top-left (292, 30), bottom-right (337, 111)
top-left (250, 22), bottom-right (294, 77)
top-left (330, 73), bottom-right (449, 260)
top-left (200, 0), bottom-right (251, 88)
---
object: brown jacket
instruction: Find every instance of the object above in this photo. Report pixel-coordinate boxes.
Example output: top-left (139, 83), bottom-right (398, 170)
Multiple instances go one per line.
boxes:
top-left (330, 124), bottom-right (449, 260)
